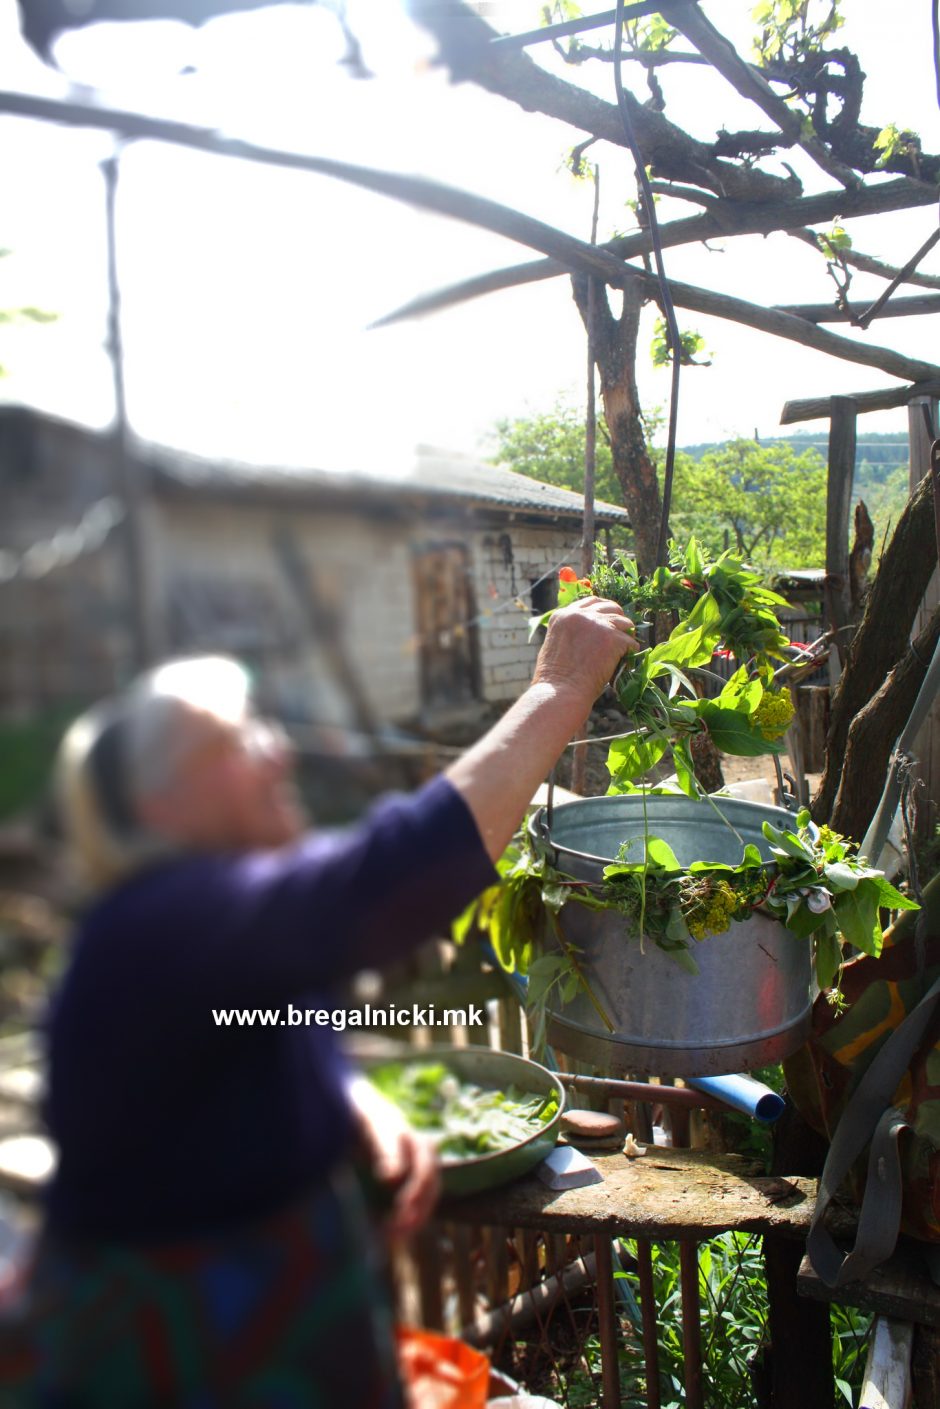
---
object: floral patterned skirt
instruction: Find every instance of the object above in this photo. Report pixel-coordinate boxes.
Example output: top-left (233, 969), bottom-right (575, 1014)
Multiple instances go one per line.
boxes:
top-left (0, 1168), bottom-right (404, 1408)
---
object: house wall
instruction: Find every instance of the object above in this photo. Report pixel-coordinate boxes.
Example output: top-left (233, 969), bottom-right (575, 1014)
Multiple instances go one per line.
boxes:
top-left (158, 501), bottom-right (583, 722)
top-left (0, 414), bottom-right (131, 716)
top-left (157, 498), bottom-right (421, 727)
top-left (472, 525), bottom-right (581, 703)
top-left (0, 411), bottom-right (588, 729)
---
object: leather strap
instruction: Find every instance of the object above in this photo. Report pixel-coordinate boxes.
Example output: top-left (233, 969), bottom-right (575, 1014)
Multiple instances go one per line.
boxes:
top-left (807, 971), bottom-right (940, 1287)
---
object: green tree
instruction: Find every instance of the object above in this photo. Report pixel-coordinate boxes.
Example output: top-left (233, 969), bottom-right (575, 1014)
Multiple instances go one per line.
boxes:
top-left (491, 407), bottom-right (827, 572)
top-left (858, 461), bottom-right (910, 557)
top-left (670, 438), bottom-right (827, 569)
top-left (490, 400), bottom-right (616, 501)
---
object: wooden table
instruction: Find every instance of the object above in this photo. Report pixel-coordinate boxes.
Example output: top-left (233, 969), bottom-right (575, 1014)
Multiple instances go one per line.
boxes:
top-left (435, 1148), bottom-right (855, 1409)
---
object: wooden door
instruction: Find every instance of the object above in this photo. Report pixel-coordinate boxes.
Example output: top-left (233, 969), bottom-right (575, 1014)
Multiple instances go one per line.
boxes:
top-left (412, 544), bottom-right (479, 709)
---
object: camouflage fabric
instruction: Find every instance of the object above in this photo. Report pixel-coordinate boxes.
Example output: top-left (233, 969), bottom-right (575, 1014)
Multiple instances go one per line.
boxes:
top-left (784, 876), bottom-right (940, 1243)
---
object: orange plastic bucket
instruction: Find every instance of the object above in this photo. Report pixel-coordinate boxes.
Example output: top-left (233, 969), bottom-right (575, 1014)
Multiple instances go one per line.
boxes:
top-left (396, 1327), bottom-right (490, 1409)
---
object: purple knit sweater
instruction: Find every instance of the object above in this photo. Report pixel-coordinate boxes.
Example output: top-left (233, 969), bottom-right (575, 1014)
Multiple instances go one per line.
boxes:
top-left (43, 776), bottom-right (495, 1242)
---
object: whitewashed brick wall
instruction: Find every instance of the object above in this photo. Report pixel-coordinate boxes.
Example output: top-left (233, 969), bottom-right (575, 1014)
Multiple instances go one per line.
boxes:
top-left (472, 524), bottom-right (582, 704)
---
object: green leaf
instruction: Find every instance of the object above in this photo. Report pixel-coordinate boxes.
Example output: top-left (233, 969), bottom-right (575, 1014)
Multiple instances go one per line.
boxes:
top-left (541, 879), bottom-right (571, 914)
top-left (718, 670), bottom-right (763, 714)
top-left (646, 836), bottom-right (682, 871)
top-left (672, 740), bottom-right (698, 800)
top-left (648, 592), bottom-right (721, 671)
top-left (664, 944), bottom-right (700, 975)
top-left (525, 953), bottom-right (569, 1005)
top-left (606, 733), bottom-right (667, 789)
top-left (867, 876), bottom-right (920, 911)
top-left (832, 887), bottom-right (882, 955)
top-left (761, 820), bottom-right (815, 861)
top-left (784, 901), bottom-right (830, 939)
top-left (698, 701), bottom-right (784, 756)
top-left (814, 929), bottom-right (843, 991)
top-left (823, 861), bottom-right (860, 891)
top-left (527, 610), bottom-right (553, 642)
top-left (665, 905), bottom-right (692, 946)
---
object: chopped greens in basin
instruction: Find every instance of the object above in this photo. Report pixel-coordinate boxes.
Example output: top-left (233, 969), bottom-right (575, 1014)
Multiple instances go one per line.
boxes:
top-left (367, 1061), bottom-right (559, 1160)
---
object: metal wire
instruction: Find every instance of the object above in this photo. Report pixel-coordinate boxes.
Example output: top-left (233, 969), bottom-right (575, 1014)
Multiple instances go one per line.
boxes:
top-left (612, 0), bottom-right (682, 568)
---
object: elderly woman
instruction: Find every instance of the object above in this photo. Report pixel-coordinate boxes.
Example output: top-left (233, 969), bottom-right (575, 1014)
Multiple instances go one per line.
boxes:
top-left (25, 596), bottom-right (635, 1406)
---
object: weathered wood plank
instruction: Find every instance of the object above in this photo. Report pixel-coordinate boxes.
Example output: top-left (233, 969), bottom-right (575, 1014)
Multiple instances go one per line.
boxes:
top-left (911, 1323), bottom-right (940, 1409)
top-left (826, 397), bottom-right (857, 668)
top-left (449, 1223), bottom-right (478, 1331)
top-left (781, 380), bottom-right (940, 425)
top-left (908, 396), bottom-right (940, 843)
top-left (483, 1225), bottom-right (511, 1308)
top-left (413, 1225), bottom-right (446, 1330)
top-left (797, 1246), bottom-right (940, 1328)
top-left (859, 1316), bottom-right (913, 1409)
top-left (437, 1149), bottom-right (832, 1240)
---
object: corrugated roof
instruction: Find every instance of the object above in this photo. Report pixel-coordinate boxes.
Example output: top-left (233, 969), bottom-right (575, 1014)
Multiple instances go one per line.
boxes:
top-left (143, 440), bottom-right (631, 524)
top-left (0, 406), bottom-right (630, 525)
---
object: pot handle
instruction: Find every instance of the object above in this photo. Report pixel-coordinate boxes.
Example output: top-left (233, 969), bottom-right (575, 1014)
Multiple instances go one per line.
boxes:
top-left (531, 768), bottom-right (558, 863)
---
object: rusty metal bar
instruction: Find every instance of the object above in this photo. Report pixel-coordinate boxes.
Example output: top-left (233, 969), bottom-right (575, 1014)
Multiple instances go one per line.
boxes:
top-left (635, 1238), bottom-right (662, 1409)
top-left (679, 1240), bottom-right (704, 1409)
top-left (594, 1235), bottom-right (621, 1409)
top-left (558, 1071), bottom-right (728, 1112)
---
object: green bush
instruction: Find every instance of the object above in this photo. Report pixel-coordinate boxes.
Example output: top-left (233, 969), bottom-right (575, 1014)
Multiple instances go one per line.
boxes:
top-left (0, 707), bottom-right (78, 822)
top-left (556, 1232), bottom-right (870, 1407)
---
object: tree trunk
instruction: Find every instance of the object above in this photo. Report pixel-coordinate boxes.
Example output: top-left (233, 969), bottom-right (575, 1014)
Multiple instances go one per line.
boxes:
top-left (812, 470), bottom-right (938, 827)
top-left (829, 601), bottom-right (940, 841)
top-left (570, 274), bottom-right (663, 575)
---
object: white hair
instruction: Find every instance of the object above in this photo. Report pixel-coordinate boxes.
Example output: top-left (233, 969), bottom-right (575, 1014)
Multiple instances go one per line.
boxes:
top-left (56, 656), bottom-right (251, 893)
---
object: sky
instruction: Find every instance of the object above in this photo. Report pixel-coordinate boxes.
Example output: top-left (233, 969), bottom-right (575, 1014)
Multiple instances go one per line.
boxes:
top-left (1, 0), bottom-right (939, 474)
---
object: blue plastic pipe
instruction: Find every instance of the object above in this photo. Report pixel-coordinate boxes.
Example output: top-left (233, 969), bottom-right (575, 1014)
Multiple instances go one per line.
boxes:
top-left (684, 1073), bottom-right (785, 1123)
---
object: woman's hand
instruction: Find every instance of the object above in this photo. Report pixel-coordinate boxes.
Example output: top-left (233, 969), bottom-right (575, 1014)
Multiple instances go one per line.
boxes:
top-left (533, 596), bottom-right (641, 706)
top-left (346, 1074), bottom-right (440, 1238)
top-left (446, 596), bottom-right (641, 862)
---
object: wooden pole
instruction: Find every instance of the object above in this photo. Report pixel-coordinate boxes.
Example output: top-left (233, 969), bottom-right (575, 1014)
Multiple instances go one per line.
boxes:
top-left (907, 395), bottom-right (940, 840)
top-left (571, 166), bottom-right (601, 798)
top-left (825, 397), bottom-right (857, 671)
top-left (103, 151), bottom-right (160, 672)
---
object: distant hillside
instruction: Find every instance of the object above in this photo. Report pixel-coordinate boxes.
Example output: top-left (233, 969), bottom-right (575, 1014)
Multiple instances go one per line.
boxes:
top-left (681, 430), bottom-right (909, 483)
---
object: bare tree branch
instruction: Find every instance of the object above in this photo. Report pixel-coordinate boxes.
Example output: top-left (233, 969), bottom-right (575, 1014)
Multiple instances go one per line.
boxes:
top-left (659, 0), bottom-right (860, 189)
top-left (407, 0), bottom-right (798, 204)
top-left (788, 228), bottom-right (940, 291)
top-left (365, 178), bottom-right (938, 329)
top-left (338, 170), bottom-right (940, 382)
top-left (552, 42), bottom-right (709, 67)
top-left (774, 294), bottom-right (940, 323)
top-left (10, 86), bottom-right (929, 384)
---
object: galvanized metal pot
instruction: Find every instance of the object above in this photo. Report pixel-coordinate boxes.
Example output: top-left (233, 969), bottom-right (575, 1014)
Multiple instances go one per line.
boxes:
top-left (529, 794), bottom-right (813, 1076)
